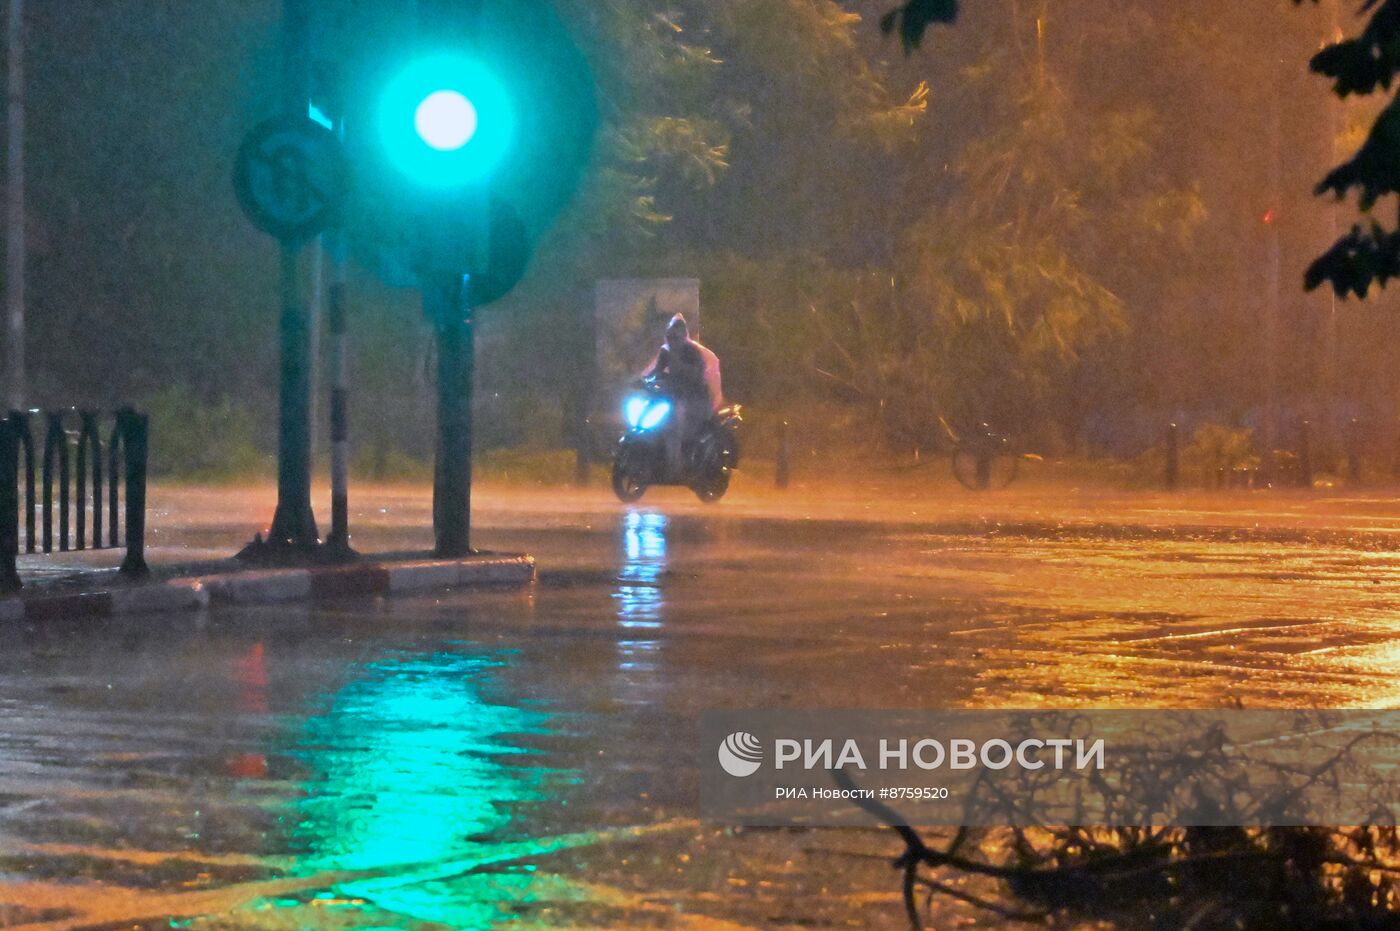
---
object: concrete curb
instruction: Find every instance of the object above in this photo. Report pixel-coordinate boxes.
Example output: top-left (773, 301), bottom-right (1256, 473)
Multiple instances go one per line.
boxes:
top-left (0, 555), bottom-right (534, 622)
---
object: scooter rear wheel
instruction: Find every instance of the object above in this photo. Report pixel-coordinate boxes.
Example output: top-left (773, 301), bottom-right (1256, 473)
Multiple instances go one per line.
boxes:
top-left (692, 468), bottom-right (730, 503)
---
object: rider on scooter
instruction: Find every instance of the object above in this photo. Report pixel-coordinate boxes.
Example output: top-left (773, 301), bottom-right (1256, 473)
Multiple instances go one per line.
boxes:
top-left (641, 314), bottom-right (723, 472)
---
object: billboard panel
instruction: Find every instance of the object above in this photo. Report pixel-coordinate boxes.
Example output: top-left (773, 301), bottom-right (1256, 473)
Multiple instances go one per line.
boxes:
top-left (594, 278), bottom-right (701, 395)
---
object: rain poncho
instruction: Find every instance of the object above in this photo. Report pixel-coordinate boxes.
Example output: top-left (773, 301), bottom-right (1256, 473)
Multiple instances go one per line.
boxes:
top-left (643, 338), bottom-right (723, 412)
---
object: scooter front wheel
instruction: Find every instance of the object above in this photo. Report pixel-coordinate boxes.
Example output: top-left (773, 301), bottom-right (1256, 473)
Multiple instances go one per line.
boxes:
top-left (612, 462), bottom-right (649, 502)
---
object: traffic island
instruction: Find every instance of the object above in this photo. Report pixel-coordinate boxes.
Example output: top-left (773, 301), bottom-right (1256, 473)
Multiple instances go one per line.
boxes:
top-left (0, 552), bottom-right (535, 623)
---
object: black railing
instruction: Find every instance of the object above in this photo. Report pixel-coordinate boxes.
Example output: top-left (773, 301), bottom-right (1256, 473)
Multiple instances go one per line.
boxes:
top-left (1, 408), bottom-right (148, 593)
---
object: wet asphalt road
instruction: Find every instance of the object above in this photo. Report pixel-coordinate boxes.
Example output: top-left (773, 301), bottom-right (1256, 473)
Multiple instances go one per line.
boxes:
top-left (3, 481), bottom-right (1400, 928)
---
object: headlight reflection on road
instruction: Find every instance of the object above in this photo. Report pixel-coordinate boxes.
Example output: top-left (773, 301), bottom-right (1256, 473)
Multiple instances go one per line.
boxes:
top-left (617, 511), bottom-right (667, 631)
top-left (615, 511), bottom-right (668, 684)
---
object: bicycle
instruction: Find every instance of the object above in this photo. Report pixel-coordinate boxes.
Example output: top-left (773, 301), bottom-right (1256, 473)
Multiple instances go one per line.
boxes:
top-left (940, 418), bottom-right (1030, 491)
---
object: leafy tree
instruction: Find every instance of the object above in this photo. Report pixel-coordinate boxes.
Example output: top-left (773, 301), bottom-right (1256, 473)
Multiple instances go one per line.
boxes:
top-left (884, 0), bottom-right (1400, 302)
top-left (802, 0), bottom-right (1207, 453)
top-left (1293, 0), bottom-right (1400, 297)
top-left (549, 0), bottom-right (927, 253)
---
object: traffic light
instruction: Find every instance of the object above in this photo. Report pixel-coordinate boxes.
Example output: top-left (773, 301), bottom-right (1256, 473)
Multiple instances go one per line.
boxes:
top-left (377, 54), bottom-right (515, 189)
top-left (328, 0), bottom-right (598, 558)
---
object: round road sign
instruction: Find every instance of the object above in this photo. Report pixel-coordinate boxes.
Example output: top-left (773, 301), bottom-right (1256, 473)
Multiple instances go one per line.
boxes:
top-left (233, 115), bottom-right (348, 242)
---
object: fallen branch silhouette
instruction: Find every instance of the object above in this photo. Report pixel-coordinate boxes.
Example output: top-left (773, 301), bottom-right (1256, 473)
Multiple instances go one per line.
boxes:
top-left (833, 716), bottom-right (1400, 930)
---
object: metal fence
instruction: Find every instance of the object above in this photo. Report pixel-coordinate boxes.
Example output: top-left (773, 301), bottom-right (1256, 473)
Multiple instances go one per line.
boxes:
top-left (1, 408), bottom-right (148, 593)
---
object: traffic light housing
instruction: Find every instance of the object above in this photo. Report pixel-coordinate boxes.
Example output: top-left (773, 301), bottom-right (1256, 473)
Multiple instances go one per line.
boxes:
top-left (338, 0), bottom-right (596, 305)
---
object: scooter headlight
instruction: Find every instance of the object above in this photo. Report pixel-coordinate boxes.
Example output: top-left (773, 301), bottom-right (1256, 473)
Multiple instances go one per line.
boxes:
top-left (623, 395), bottom-right (649, 429)
top-left (639, 400), bottom-right (672, 431)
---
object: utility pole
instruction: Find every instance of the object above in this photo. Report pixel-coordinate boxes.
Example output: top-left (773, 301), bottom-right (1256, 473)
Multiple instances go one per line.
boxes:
top-left (263, 0), bottom-right (320, 553)
top-left (4, 0), bottom-right (24, 413)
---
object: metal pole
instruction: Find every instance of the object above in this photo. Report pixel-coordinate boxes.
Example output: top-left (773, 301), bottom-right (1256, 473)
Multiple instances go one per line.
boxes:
top-left (1393, 418), bottom-right (1400, 481)
top-left (325, 224), bottom-right (352, 553)
top-left (431, 274), bottom-right (473, 557)
top-left (572, 414), bottom-right (591, 486)
top-left (4, 0), bottom-right (24, 412)
top-left (572, 298), bottom-right (597, 487)
top-left (258, 0), bottom-right (320, 555)
top-left (323, 69), bottom-right (353, 557)
top-left (1348, 417), bottom-right (1362, 485)
top-left (1165, 422), bottom-right (1179, 491)
top-left (266, 245), bottom-right (320, 549)
top-left (776, 420), bottom-right (791, 489)
top-left (974, 424), bottom-right (993, 491)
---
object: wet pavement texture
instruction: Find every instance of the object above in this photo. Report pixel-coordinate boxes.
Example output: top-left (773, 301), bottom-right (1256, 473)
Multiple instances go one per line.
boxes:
top-left (3, 481), bottom-right (1400, 928)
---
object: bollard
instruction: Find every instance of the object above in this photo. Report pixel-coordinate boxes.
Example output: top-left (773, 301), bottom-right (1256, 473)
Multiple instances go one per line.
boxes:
top-left (1388, 420), bottom-right (1400, 478)
top-left (1348, 417), bottom-right (1362, 485)
top-left (1394, 417), bottom-right (1400, 480)
top-left (573, 416), bottom-right (591, 487)
top-left (1299, 420), bottom-right (1313, 489)
top-left (573, 447), bottom-right (591, 487)
top-left (0, 418), bottom-right (19, 593)
top-left (974, 423), bottom-right (993, 491)
top-left (117, 409), bottom-right (148, 577)
top-left (1165, 422), bottom-right (1179, 491)
top-left (975, 454), bottom-right (992, 490)
top-left (775, 420), bottom-right (791, 489)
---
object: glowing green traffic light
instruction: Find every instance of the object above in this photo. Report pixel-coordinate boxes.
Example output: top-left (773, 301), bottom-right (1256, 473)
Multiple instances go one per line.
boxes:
top-left (415, 90), bottom-right (478, 151)
top-left (379, 55), bottom-right (514, 187)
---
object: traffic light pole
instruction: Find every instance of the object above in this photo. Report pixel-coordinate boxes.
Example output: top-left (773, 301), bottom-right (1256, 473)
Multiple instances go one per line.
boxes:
top-left (266, 242), bottom-right (321, 551)
top-left (428, 274), bottom-right (474, 557)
